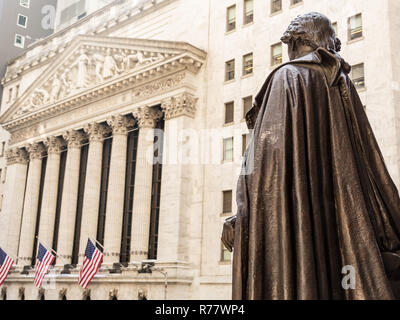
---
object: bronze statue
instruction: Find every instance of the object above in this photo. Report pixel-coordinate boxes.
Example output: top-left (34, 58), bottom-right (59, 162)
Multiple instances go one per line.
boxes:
top-left (222, 12), bottom-right (400, 300)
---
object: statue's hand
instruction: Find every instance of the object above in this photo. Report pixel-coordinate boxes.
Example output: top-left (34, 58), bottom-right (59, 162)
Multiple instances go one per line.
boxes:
top-left (221, 216), bottom-right (236, 253)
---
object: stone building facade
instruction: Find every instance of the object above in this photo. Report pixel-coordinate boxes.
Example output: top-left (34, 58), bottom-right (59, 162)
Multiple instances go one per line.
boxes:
top-left (0, 0), bottom-right (399, 300)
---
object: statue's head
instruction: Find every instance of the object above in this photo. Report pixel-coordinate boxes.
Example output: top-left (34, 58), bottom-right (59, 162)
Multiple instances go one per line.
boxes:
top-left (281, 12), bottom-right (341, 60)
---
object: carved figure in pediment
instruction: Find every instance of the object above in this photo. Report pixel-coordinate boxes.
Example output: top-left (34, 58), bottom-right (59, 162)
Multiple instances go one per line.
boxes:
top-left (92, 53), bottom-right (105, 84)
top-left (30, 88), bottom-right (50, 108)
top-left (60, 68), bottom-right (72, 98)
top-left (102, 48), bottom-right (121, 79)
top-left (50, 73), bottom-right (62, 102)
top-left (114, 52), bottom-right (128, 72)
top-left (127, 51), bottom-right (156, 69)
top-left (72, 48), bottom-right (90, 89)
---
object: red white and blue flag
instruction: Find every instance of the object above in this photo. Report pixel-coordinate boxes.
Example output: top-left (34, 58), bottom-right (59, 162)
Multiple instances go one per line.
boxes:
top-left (0, 248), bottom-right (14, 286)
top-left (78, 239), bottom-right (103, 289)
top-left (34, 243), bottom-right (55, 288)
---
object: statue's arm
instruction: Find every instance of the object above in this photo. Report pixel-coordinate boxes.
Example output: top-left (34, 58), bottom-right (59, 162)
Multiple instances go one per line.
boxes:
top-left (221, 215), bottom-right (236, 252)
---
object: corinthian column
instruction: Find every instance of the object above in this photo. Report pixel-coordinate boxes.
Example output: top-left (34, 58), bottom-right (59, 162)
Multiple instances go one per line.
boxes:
top-left (0, 148), bottom-right (29, 258)
top-left (38, 137), bottom-right (66, 248)
top-left (78, 123), bottom-right (110, 265)
top-left (103, 115), bottom-right (135, 265)
top-left (56, 131), bottom-right (86, 266)
top-left (130, 106), bottom-right (162, 262)
top-left (157, 93), bottom-right (197, 262)
top-left (18, 143), bottom-right (46, 266)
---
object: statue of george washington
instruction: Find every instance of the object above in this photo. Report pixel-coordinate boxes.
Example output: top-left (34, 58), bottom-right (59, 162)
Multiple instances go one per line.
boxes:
top-left (222, 12), bottom-right (400, 300)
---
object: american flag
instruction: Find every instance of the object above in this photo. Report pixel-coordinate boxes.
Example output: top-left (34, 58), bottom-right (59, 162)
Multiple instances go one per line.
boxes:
top-left (0, 248), bottom-right (14, 286)
top-left (78, 239), bottom-right (103, 289)
top-left (34, 243), bottom-right (55, 288)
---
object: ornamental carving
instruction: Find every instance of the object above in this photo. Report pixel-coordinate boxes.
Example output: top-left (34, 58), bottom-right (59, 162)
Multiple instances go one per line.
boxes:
top-left (161, 93), bottom-right (198, 120)
top-left (132, 106), bottom-right (163, 129)
top-left (84, 123), bottom-right (111, 143)
top-left (26, 143), bottom-right (46, 161)
top-left (15, 46), bottom-right (166, 119)
top-left (44, 136), bottom-right (66, 154)
top-left (107, 115), bottom-right (136, 136)
top-left (63, 130), bottom-right (86, 148)
top-left (6, 148), bottom-right (28, 165)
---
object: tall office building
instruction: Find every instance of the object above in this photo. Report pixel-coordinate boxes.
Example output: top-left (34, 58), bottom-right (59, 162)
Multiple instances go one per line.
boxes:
top-left (0, 0), bottom-right (399, 300)
top-left (0, 0), bottom-right (58, 102)
top-left (55, 0), bottom-right (116, 31)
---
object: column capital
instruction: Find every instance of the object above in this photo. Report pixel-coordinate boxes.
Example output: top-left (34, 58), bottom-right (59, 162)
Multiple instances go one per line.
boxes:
top-left (25, 143), bottom-right (46, 161)
top-left (107, 115), bottom-right (136, 136)
top-left (63, 130), bottom-right (86, 149)
top-left (161, 93), bottom-right (197, 120)
top-left (6, 148), bottom-right (28, 165)
top-left (132, 106), bottom-right (163, 129)
top-left (44, 136), bottom-right (66, 154)
top-left (83, 123), bottom-right (111, 143)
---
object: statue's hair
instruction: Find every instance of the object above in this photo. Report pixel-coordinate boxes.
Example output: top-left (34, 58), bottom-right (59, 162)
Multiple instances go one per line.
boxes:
top-left (281, 12), bottom-right (341, 52)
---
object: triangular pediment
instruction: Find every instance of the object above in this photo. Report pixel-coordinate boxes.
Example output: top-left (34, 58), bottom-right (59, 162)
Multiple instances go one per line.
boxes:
top-left (1, 35), bottom-right (206, 128)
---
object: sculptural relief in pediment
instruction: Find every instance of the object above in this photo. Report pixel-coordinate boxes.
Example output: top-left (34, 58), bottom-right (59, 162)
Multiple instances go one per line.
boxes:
top-left (15, 45), bottom-right (169, 119)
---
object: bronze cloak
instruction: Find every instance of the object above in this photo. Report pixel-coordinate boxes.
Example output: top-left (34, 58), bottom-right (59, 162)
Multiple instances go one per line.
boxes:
top-left (233, 48), bottom-right (400, 300)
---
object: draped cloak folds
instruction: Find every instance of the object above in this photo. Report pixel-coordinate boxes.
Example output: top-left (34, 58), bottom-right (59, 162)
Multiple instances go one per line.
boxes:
top-left (233, 47), bottom-right (400, 300)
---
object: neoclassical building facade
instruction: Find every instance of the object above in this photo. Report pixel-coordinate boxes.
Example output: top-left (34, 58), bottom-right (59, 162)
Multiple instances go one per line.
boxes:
top-left (0, 0), bottom-right (400, 300)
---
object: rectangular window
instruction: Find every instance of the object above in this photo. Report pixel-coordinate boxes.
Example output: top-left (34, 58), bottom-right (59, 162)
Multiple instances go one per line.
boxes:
top-left (243, 53), bottom-right (253, 76)
top-left (223, 190), bottom-right (233, 214)
top-left (271, 43), bottom-right (283, 66)
top-left (271, 0), bottom-right (282, 14)
top-left (20, 0), bottom-right (30, 8)
top-left (291, 0), bottom-right (302, 5)
top-left (14, 34), bottom-right (25, 48)
top-left (7, 88), bottom-right (13, 103)
top-left (242, 133), bottom-right (251, 156)
top-left (1, 142), bottom-right (5, 157)
top-left (225, 59), bottom-right (235, 81)
top-left (223, 137), bottom-right (234, 162)
top-left (221, 242), bottom-right (232, 262)
top-left (348, 14), bottom-right (363, 41)
top-left (244, 0), bottom-right (253, 25)
top-left (332, 22), bottom-right (338, 35)
top-left (17, 14), bottom-right (28, 28)
top-left (2, 167), bottom-right (6, 184)
top-left (14, 85), bottom-right (20, 100)
top-left (225, 102), bottom-right (234, 124)
top-left (226, 5), bottom-right (236, 32)
top-left (243, 96), bottom-right (252, 118)
top-left (351, 63), bottom-right (365, 89)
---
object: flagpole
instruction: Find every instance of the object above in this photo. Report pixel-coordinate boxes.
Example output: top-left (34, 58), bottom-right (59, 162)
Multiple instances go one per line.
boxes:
top-left (35, 236), bottom-right (70, 265)
top-left (90, 237), bottom-right (105, 251)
